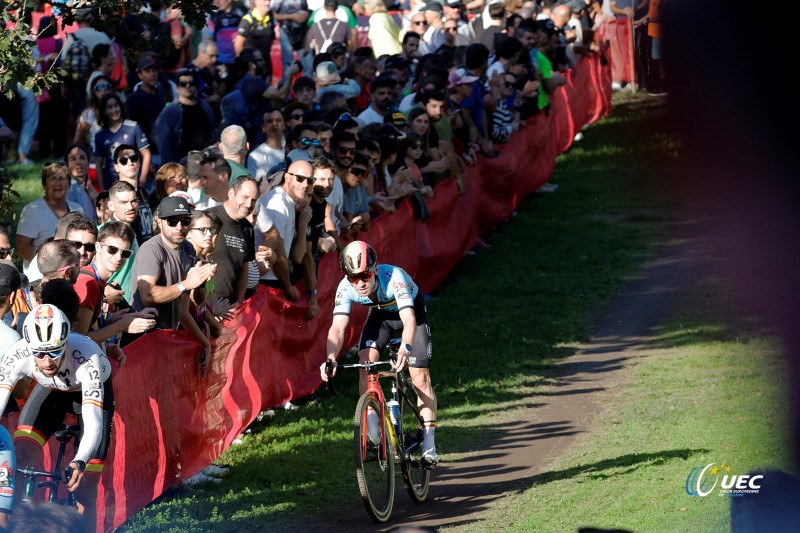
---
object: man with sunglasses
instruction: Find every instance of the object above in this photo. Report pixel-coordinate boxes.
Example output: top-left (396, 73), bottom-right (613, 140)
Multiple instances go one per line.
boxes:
top-left (113, 144), bottom-right (156, 245)
top-left (320, 240), bottom-right (438, 466)
top-left (342, 152), bottom-right (372, 234)
top-left (74, 222), bottom-right (157, 347)
top-left (207, 176), bottom-right (257, 304)
top-left (0, 304), bottom-right (114, 531)
top-left (257, 160), bottom-right (314, 303)
top-left (132, 198), bottom-right (215, 341)
top-left (155, 69), bottom-right (217, 165)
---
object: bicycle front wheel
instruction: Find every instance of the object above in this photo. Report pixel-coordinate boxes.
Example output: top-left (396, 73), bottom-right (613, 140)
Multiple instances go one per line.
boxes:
top-left (400, 385), bottom-right (431, 503)
top-left (354, 393), bottom-right (395, 523)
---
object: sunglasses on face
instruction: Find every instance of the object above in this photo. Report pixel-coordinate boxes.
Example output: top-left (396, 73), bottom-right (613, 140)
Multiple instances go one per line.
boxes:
top-left (33, 348), bottom-right (66, 361)
top-left (444, 26), bottom-right (458, 32)
top-left (300, 137), bottom-right (321, 147)
top-left (412, 20), bottom-right (427, 26)
top-left (349, 167), bottom-right (369, 178)
top-left (347, 271), bottom-right (375, 283)
top-left (70, 240), bottom-right (96, 253)
top-left (287, 172), bottom-right (314, 185)
top-left (94, 82), bottom-right (113, 91)
top-left (504, 81), bottom-right (515, 87)
top-left (337, 146), bottom-right (356, 155)
top-left (0, 248), bottom-right (13, 259)
top-left (117, 154), bottom-right (139, 165)
top-left (165, 217), bottom-right (192, 228)
top-left (178, 80), bottom-right (196, 87)
top-left (99, 243), bottom-right (133, 258)
top-left (190, 226), bottom-right (216, 235)
top-left (290, 113), bottom-right (304, 120)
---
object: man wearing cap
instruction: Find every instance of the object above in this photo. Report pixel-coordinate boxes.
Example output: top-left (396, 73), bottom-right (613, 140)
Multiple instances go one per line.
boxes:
top-left (315, 61), bottom-right (361, 101)
top-left (125, 55), bottom-right (168, 165)
top-left (257, 159), bottom-right (313, 302)
top-left (422, 2), bottom-right (446, 52)
top-left (247, 110), bottom-right (287, 183)
top-left (155, 69), bottom-right (217, 165)
top-left (357, 74), bottom-right (398, 128)
top-left (206, 176), bottom-right (258, 304)
top-left (132, 197), bottom-right (216, 356)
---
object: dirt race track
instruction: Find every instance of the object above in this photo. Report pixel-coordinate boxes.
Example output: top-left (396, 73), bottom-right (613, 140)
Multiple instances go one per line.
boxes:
top-left (299, 237), bottom-right (704, 532)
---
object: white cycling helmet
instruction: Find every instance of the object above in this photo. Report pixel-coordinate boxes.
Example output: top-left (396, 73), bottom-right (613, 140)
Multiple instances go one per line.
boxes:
top-left (23, 304), bottom-right (70, 355)
top-left (340, 240), bottom-right (378, 276)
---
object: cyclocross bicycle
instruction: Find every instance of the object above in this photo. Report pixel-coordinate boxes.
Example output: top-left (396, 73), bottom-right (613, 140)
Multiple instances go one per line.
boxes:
top-left (16, 425), bottom-right (80, 506)
top-left (326, 339), bottom-right (431, 523)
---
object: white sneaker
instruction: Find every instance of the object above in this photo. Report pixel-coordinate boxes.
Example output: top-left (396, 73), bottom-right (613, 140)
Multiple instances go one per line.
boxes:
top-left (611, 81), bottom-right (622, 91)
top-left (421, 447), bottom-right (439, 467)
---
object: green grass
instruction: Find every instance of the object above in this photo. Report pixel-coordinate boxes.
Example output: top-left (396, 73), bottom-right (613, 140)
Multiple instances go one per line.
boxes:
top-left (462, 276), bottom-right (790, 533)
top-left (121, 94), bottom-right (692, 531)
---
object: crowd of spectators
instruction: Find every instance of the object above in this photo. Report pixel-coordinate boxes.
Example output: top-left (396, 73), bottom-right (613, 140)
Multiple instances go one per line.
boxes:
top-left (0, 0), bottom-right (625, 377)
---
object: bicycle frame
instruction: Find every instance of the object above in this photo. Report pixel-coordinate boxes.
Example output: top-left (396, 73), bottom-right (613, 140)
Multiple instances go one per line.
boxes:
top-left (16, 425), bottom-right (79, 506)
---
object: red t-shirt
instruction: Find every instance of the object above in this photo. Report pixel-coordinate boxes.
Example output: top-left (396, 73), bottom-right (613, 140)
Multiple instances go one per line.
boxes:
top-left (75, 269), bottom-right (106, 327)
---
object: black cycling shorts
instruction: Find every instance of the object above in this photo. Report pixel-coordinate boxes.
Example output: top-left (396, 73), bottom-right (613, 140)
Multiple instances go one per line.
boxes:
top-left (15, 376), bottom-right (115, 463)
top-left (358, 294), bottom-right (432, 369)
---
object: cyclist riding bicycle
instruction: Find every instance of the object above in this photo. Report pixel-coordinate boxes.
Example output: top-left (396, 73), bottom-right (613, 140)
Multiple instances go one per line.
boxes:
top-left (0, 304), bottom-right (113, 531)
top-left (320, 241), bottom-right (438, 466)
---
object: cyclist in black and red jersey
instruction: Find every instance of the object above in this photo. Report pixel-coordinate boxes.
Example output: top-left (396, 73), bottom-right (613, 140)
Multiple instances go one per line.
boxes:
top-left (0, 304), bottom-right (113, 531)
top-left (320, 241), bottom-right (438, 466)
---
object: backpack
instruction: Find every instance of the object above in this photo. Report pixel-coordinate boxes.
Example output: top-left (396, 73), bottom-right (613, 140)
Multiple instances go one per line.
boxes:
top-left (312, 19), bottom-right (342, 54)
top-left (61, 35), bottom-right (91, 82)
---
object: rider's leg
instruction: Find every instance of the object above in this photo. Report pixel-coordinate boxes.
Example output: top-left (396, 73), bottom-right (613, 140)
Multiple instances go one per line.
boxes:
top-left (74, 467), bottom-right (101, 531)
top-left (409, 367), bottom-right (437, 455)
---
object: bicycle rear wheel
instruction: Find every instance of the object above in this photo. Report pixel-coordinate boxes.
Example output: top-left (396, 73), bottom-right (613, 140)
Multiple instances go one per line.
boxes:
top-left (354, 393), bottom-right (395, 522)
top-left (400, 385), bottom-right (431, 503)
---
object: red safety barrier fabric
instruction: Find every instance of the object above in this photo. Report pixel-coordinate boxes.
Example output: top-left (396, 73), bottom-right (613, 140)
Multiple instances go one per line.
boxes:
top-left (1, 54), bottom-right (611, 532)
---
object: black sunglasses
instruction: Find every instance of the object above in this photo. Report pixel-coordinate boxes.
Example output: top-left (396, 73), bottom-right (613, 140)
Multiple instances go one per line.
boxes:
top-left (0, 248), bottom-right (13, 259)
top-left (287, 172), bottom-right (314, 185)
top-left (349, 167), bottom-right (369, 178)
top-left (117, 154), bottom-right (140, 165)
top-left (290, 113), bottom-right (304, 120)
top-left (337, 146), bottom-right (356, 155)
top-left (166, 217), bottom-right (192, 228)
top-left (178, 80), bottom-right (196, 87)
top-left (100, 243), bottom-right (133, 259)
top-left (70, 240), bottom-right (96, 252)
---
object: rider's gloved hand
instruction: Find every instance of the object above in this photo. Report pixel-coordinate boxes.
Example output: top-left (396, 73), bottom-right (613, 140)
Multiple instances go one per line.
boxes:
top-left (320, 359), bottom-right (337, 381)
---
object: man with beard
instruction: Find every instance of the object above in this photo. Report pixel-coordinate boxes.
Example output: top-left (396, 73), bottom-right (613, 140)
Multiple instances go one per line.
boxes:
top-left (207, 176), bottom-right (258, 304)
top-left (327, 132), bottom-right (356, 243)
top-left (357, 74), bottom-right (398, 127)
top-left (36, 240), bottom-right (81, 285)
top-left (309, 156), bottom-right (338, 263)
top-left (132, 197), bottom-right (216, 345)
top-left (257, 160), bottom-right (312, 303)
top-left (103, 180), bottom-right (144, 300)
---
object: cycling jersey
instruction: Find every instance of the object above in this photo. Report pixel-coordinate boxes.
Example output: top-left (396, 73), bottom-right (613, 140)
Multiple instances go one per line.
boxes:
top-left (333, 264), bottom-right (419, 315)
top-left (0, 333), bottom-right (112, 465)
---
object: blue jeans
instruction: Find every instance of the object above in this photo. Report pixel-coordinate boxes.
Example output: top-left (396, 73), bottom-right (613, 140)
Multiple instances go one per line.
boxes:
top-left (16, 84), bottom-right (39, 158)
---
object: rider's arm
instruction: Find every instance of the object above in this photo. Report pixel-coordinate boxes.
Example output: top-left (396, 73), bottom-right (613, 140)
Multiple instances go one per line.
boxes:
top-left (398, 306), bottom-right (417, 351)
top-left (74, 355), bottom-right (105, 465)
top-left (326, 313), bottom-right (350, 361)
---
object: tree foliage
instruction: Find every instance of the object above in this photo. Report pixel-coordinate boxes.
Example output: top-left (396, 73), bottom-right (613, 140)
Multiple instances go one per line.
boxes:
top-left (0, 0), bottom-right (215, 97)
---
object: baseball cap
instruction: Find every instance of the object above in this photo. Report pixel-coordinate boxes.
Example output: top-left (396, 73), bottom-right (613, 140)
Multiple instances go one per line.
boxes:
top-left (423, 2), bottom-right (444, 14)
top-left (315, 61), bottom-right (338, 79)
top-left (168, 191), bottom-right (196, 209)
top-left (157, 196), bottom-right (193, 218)
top-left (137, 55), bottom-right (159, 71)
top-left (384, 55), bottom-right (409, 71)
top-left (447, 68), bottom-right (479, 88)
